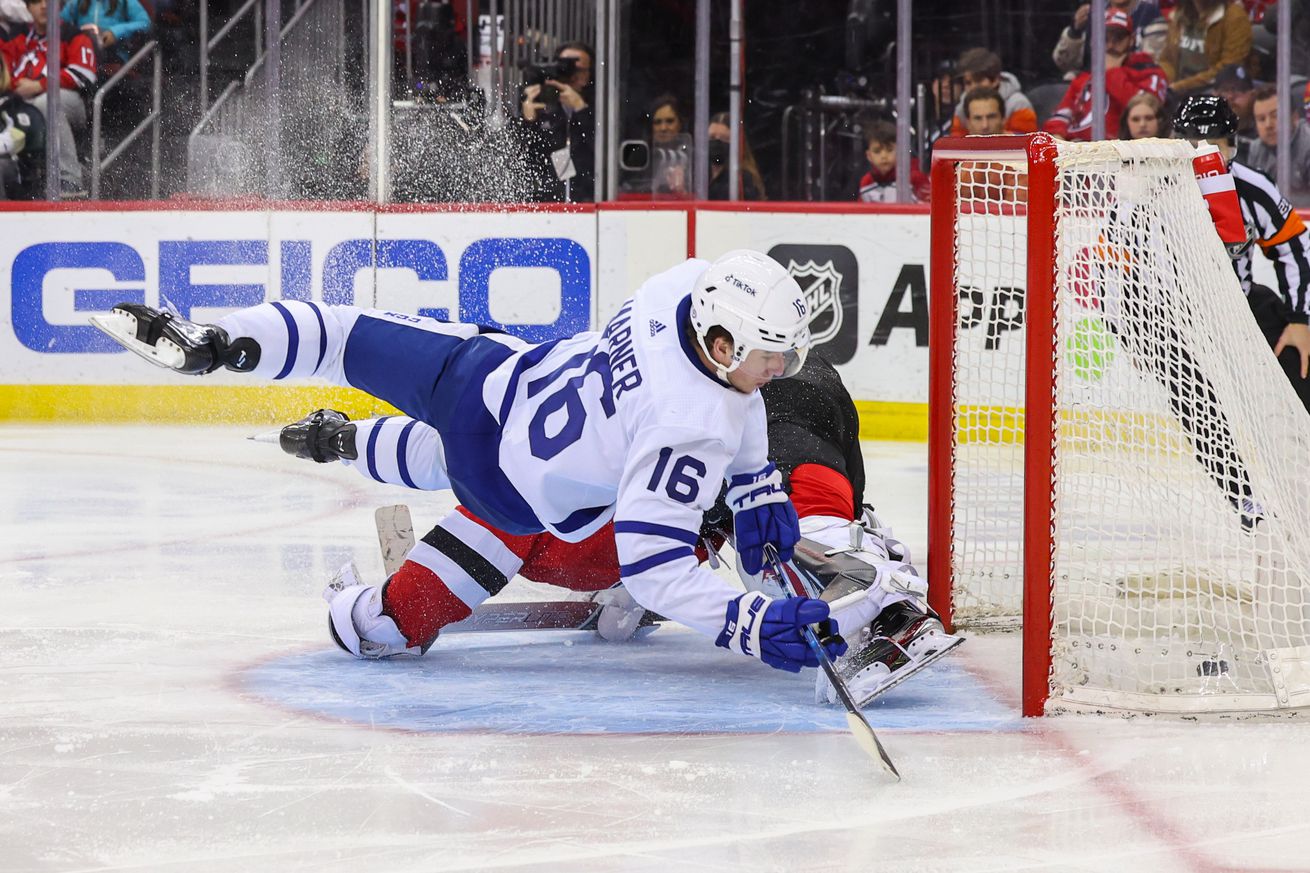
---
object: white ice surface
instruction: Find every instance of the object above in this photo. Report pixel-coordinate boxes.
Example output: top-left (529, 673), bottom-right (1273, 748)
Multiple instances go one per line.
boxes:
top-left (3, 426), bottom-right (1310, 872)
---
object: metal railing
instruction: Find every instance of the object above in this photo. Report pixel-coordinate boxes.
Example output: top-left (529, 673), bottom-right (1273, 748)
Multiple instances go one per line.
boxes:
top-left (780, 94), bottom-right (888, 202)
top-left (199, 0), bottom-right (264, 112)
top-left (188, 0), bottom-right (347, 197)
top-left (90, 40), bottom-right (163, 200)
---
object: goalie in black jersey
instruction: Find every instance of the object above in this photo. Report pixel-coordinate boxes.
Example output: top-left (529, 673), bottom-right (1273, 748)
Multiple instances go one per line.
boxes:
top-left (279, 353), bottom-right (962, 708)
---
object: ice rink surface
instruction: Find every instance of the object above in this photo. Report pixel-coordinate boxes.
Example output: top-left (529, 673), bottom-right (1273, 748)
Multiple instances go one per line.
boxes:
top-left (4, 425), bottom-right (1310, 873)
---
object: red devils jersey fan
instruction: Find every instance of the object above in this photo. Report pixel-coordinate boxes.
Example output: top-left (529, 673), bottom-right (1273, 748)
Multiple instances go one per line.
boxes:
top-left (1, 0), bottom-right (96, 190)
top-left (3, 26), bottom-right (96, 93)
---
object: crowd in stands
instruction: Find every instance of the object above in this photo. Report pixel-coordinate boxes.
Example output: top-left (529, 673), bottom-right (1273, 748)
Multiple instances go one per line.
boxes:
top-left (0, 0), bottom-right (153, 198)
top-left (1, 0), bottom-right (1308, 205)
top-left (854, 0), bottom-right (1310, 207)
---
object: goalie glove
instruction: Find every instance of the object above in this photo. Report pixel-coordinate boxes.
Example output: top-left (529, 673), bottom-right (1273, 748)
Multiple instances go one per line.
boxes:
top-left (715, 592), bottom-right (847, 673)
top-left (726, 464), bottom-right (800, 575)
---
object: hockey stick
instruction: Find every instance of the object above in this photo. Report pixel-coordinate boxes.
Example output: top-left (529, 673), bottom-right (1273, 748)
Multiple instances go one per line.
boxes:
top-left (374, 505), bottom-right (415, 577)
top-left (372, 505), bottom-right (664, 635)
top-left (765, 544), bottom-right (901, 780)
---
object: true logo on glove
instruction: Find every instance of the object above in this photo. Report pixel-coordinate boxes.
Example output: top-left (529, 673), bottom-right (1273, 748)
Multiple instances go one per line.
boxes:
top-left (737, 593), bottom-right (767, 657)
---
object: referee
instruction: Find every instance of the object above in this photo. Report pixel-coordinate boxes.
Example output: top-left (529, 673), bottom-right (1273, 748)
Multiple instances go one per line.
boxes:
top-left (1175, 95), bottom-right (1310, 413)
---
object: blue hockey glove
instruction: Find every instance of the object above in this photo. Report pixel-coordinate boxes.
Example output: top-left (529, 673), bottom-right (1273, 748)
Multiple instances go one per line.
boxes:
top-left (715, 592), bottom-right (848, 672)
top-left (726, 464), bottom-right (800, 575)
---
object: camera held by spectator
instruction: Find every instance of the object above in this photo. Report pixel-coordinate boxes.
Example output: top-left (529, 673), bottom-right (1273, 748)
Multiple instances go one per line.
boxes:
top-left (518, 41), bottom-right (594, 201)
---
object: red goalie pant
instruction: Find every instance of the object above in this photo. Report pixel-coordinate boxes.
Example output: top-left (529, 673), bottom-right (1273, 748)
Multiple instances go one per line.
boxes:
top-left (381, 463), bottom-right (854, 649)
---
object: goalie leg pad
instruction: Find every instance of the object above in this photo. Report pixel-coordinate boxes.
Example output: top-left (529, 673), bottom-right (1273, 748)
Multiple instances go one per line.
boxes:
top-left (323, 564), bottom-right (423, 659)
top-left (381, 509), bottom-right (526, 647)
top-left (816, 600), bottom-right (964, 706)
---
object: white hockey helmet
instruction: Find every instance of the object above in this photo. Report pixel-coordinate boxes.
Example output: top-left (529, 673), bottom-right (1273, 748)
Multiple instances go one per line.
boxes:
top-left (689, 249), bottom-right (811, 381)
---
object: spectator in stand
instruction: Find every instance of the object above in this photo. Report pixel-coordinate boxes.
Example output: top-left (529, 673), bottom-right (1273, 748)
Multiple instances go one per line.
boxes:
top-left (61, 0), bottom-right (151, 66)
top-left (925, 59), bottom-right (958, 147)
top-left (519, 41), bottom-right (594, 202)
top-left (649, 93), bottom-right (684, 147)
top-left (1053, 0), bottom-right (1168, 76)
top-left (1044, 9), bottom-right (1168, 141)
top-left (856, 118), bottom-right (929, 203)
top-left (707, 111), bottom-right (765, 201)
top-left (1, 0), bottom-right (96, 193)
top-left (1120, 91), bottom-right (1169, 138)
top-left (1258, 0), bottom-right (1309, 85)
top-left (1159, 0), bottom-right (1253, 97)
top-left (0, 0), bottom-right (30, 39)
top-left (961, 87), bottom-right (1007, 136)
top-left (1213, 64), bottom-right (1257, 154)
top-left (646, 93), bottom-right (689, 195)
top-left (1246, 84), bottom-right (1310, 204)
top-left (949, 48), bottom-right (1036, 136)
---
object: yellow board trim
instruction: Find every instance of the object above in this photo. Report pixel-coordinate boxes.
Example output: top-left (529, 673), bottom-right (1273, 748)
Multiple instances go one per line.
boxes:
top-left (0, 385), bottom-right (401, 424)
top-left (2, 385), bottom-right (930, 440)
top-left (853, 400), bottom-right (929, 442)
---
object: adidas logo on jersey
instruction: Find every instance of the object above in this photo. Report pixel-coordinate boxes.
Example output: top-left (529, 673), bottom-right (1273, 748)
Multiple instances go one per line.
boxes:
top-left (649, 319), bottom-right (666, 336)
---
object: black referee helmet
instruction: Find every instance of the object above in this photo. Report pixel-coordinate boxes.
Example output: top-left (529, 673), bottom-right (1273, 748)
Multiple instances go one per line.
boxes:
top-left (1172, 94), bottom-right (1239, 143)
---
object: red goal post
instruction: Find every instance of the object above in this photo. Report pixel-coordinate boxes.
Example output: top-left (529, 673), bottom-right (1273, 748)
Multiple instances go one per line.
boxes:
top-left (928, 134), bottom-right (1057, 717)
top-left (926, 133), bottom-right (1310, 718)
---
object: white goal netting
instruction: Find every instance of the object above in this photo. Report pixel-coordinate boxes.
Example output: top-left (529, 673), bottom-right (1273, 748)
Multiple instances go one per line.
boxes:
top-left (946, 138), bottom-right (1310, 713)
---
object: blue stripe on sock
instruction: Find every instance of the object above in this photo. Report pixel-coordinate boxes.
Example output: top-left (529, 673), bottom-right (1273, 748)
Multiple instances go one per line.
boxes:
top-left (620, 547), bottom-right (694, 578)
top-left (395, 419), bottom-right (419, 489)
top-left (613, 521), bottom-right (699, 546)
top-left (365, 416), bottom-right (391, 482)
top-left (270, 302), bottom-right (299, 380)
top-left (307, 302), bottom-right (328, 372)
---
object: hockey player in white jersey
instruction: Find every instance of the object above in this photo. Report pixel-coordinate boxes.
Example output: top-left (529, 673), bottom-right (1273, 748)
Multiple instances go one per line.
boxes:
top-left (280, 353), bottom-right (963, 707)
top-left (91, 250), bottom-right (847, 674)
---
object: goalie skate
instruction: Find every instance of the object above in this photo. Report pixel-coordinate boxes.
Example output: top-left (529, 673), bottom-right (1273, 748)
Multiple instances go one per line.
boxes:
top-left (819, 601), bottom-right (963, 708)
top-left (89, 303), bottom-right (257, 375)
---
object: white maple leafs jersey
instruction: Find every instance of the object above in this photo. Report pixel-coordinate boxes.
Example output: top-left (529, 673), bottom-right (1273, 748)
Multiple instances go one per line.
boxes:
top-left (212, 258), bottom-right (776, 637)
top-left (479, 258), bottom-right (771, 635)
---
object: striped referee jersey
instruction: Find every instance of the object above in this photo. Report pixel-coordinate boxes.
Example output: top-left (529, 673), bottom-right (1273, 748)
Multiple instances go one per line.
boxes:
top-left (1230, 160), bottom-right (1310, 322)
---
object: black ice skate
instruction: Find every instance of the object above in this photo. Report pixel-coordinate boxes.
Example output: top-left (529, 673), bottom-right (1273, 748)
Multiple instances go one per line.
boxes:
top-left (89, 303), bottom-right (260, 375)
top-left (279, 409), bottom-right (358, 463)
top-left (823, 600), bottom-right (964, 708)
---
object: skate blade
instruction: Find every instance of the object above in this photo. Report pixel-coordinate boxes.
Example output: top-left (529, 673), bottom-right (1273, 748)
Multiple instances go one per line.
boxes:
top-left (851, 634), bottom-right (965, 708)
top-left (246, 428), bottom-right (283, 445)
top-left (90, 310), bottom-right (186, 370)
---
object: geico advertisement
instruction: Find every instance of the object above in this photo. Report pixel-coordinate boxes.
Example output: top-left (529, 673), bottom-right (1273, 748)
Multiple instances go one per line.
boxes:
top-left (0, 210), bottom-right (596, 384)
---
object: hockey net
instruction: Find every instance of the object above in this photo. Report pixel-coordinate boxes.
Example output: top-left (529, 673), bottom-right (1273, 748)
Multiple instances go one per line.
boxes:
top-left (927, 135), bottom-right (1310, 715)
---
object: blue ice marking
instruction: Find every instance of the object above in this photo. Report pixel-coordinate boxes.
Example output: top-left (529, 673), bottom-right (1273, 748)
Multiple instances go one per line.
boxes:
top-left (240, 630), bottom-right (1021, 735)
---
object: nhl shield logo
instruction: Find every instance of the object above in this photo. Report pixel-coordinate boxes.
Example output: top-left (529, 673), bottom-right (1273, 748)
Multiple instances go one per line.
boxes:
top-left (769, 243), bottom-right (859, 364)
top-left (786, 259), bottom-right (845, 346)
